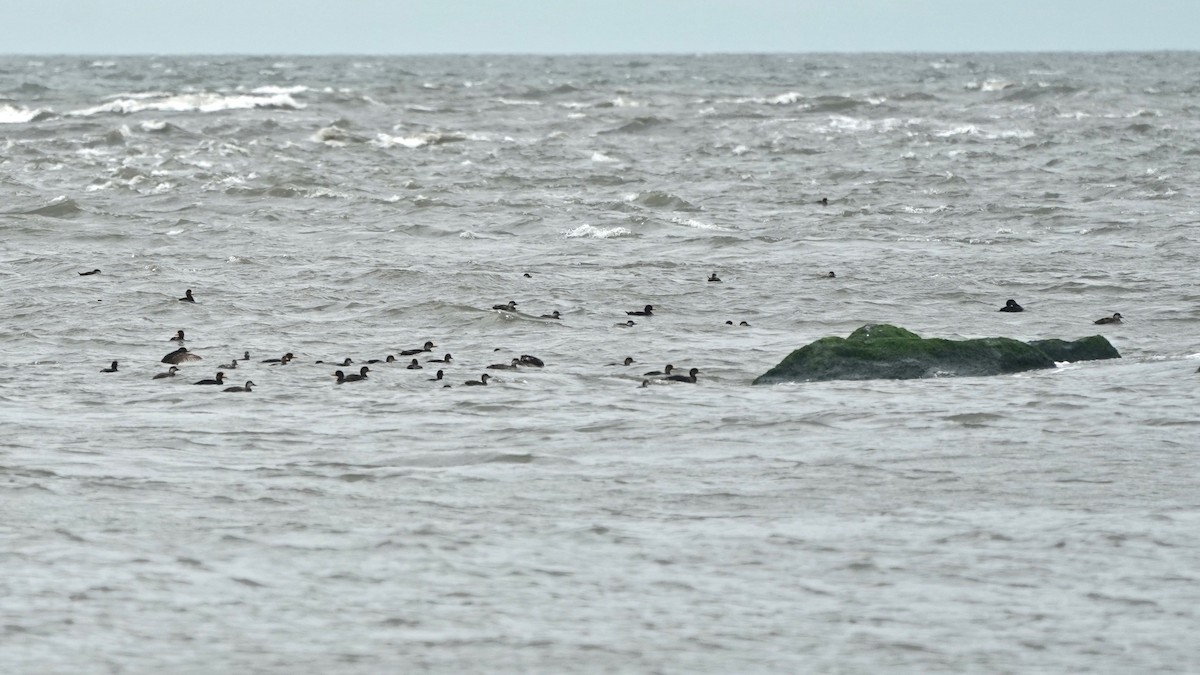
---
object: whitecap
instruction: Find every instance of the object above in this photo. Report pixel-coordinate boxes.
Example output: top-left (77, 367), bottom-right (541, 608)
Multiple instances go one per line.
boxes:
top-left (591, 151), bottom-right (619, 163)
top-left (935, 125), bottom-right (980, 137)
top-left (373, 131), bottom-right (466, 149)
top-left (563, 224), bottom-right (632, 239)
top-left (68, 92), bottom-right (304, 117)
top-left (669, 216), bottom-right (733, 232)
top-left (0, 105), bottom-right (48, 124)
top-left (251, 85), bottom-right (308, 95)
top-left (980, 79), bottom-right (1015, 92)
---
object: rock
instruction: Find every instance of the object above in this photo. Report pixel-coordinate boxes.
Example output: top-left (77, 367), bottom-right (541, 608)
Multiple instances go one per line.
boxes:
top-left (1027, 336), bottom-right (1121, 363)
top-left (752, 324), bottom-right (1120, 385)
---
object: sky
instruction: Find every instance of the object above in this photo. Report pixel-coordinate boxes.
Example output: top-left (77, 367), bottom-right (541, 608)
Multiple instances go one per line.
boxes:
top-left (7, 0), bottom-right (1199, 54)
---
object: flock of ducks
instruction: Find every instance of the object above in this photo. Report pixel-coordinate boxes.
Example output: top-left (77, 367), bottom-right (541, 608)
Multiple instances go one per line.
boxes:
top-left (88, 271), bottom-right (1129, 391)
top-left (999, 299), bottom-right (1125, 325)
top-left (89, 275), bottom-right (716, 392)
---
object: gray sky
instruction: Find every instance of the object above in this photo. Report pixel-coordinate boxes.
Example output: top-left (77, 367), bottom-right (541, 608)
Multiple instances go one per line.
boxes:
top-left (8, 0), bottom-right (1199, 54)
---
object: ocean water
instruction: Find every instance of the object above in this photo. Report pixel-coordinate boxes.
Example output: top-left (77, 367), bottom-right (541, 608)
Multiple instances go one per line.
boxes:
top-left (2, 53), bottom-right (1199, 673)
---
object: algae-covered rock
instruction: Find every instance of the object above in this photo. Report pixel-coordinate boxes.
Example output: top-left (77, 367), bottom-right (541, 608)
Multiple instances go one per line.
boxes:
top-left (1027, 336), bottom-right (1121, 363)
top-left (752, 324), bottom-right (1120, 385)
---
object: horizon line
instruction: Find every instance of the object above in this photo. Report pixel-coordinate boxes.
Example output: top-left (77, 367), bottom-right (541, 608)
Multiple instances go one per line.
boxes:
top-left (3, 49), bottom-right (1199, 58)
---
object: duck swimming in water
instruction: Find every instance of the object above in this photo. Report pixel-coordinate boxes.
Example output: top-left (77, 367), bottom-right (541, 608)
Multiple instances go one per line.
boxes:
top-left (519, 355), bottom-right (544, 368)
top-left (429, 353), bottom-right (453, 363)
top-left (399, 341), bottom-right (436, 356)
top-left (315, 357), bottom-right (353, 366)
top-left (615, 320), bottom-right (636, 328)
top-left (492, 301), bottom-right (518, 311)
top-left (194, 372), bottom-right (225, 385)
top-left (665, 367), bottom-right (700, 383)
top-left (488, 358), bottom-right (521, 370)
top-left (179, 289), bottom-right (196, 303)
top-left (999, 299), bottom-right (1024, 313)
top-left (343, 366), bottom-right (371, 382)
top-left (218, 359), bottom-right (239, 370)
top-left (162, 347), bottom-right (202, 364)
top-left (540, 310), bottom-right (561, 319)
top-left (708, 273), bottom-right (721, 282)
top-left (78, 269), bottom-right (101, 276)
top-left (406, 359), bottom-right (423, 370)
top-left (429, 369), bottom-right (444, 382)
top-left (1094, 312), bottom-right (1123, 325)
top-left (169, 330), bottom-right (185, 342)
top-left (608, 356), bottom-right (635, 366)
top-left (223, 380), bottom-right (255, 392)
top-left (644, 364), bottom-right (674, 377)
top-left (262, 353), bottom-right (293, 364)
top-left (153, 366), bottom-right (179, 379)
top-left (100, 360), bottom-right (119, 373)
top-left (464, 373), bottom-right (490, 386)
top-left (626, 304), bottom-right (654, 316)
top-left (366, 355), bottom-right (396, 364)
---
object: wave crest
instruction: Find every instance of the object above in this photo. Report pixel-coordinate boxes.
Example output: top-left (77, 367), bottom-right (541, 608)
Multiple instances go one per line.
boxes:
top-left (563, 224), bottom-right (633, 239)
top-left (68, 92), bottom-right (304, 117)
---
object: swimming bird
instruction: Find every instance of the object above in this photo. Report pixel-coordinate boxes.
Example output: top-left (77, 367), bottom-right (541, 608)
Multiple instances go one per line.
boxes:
top-left (1094, 312), bottom-right (1123, 325)
top-left (315, 357), bottom-right (353, 366)
top-left (271, 354), bottom-right (294, 366)
top-left (615, 320), bottom-right (636, 327)
top-left (463, 373), bottom-right (490, 386)
top-left (826, 271), bottom-right (836, 278)
top-left (238, 351), bottom-right (251, 362)
top-left (644, 364), bottom-right (674, 377)
top-left (262, 353), bottom-right (293, 364)
top-left (665, 367), bottom-right (700, 383)
top-left (739, 321), bottom-right (750, 326)
top-left (153, 366), bottom-right (179, 379)
top-left (519, 354), bottom-right (545, 368)
top-left (820, 197), bottom-right (829, 206)
top-left (627, 304), bottom-right (654, 316)
top-left (523, 273), bottom-right (532, 278)
top-left (429, 353), bottom-right (453, 363)
top-left (400, 341), bottom-right (436, 356)
top-left (488, 358), bottom-right (521, 370)
top-left (162, 347), bottom-right (202, 364)
top-left (194, 372), bottom-right (225, 385)
top-left (429, 369), bottom-right (444, 382)
top-left (100, 360), bottom-right (119, 373)
top-left (179, 289), bottom-right (196, 302)
top-left (78, 269), bottom-right (101, 276)
top-left (640, 379), bottom-right (651, 388)
top-left (492, 301), bottom-right (518, 311)
top-left (406, 359), bottom-right (423, 370)
top-left (999, 299), bottom-right (1024, 313)
top-left (608, 357), bottom-right (635, 366)
top-left (218, 359), bottom-right (239, 370)
top-left (223, 380), bottom-right (255, 392)
top-left (169, 330), bottom-right (185, 342)
top-left (366, 355), bottom-right (396, 364)
top-left (343, 366), bottom-right (370, 382)
top-left (708, 273), bottom-right (721, 282)
top-left (540, 310), bottom-right (561, 319)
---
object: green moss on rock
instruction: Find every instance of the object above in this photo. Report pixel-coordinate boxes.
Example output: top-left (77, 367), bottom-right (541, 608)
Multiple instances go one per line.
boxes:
top-left (753, 325), bottom-right (1120, 385)
top-left (1027, 336), bottom-right (1121, 363)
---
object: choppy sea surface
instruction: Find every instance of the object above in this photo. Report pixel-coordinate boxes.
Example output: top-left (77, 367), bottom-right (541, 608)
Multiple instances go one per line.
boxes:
top-left (2, 53), bottom-right (1199, 673)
